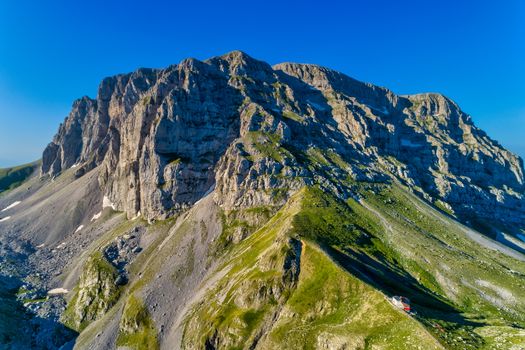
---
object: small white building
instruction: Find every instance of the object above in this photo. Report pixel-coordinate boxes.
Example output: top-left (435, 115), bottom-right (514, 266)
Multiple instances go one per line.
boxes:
top-left (391, 296), bottom-right (411, 312)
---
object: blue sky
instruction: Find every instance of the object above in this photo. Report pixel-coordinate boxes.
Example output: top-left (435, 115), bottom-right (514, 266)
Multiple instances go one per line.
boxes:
top-left (0, 0), bottom-right (524, 167)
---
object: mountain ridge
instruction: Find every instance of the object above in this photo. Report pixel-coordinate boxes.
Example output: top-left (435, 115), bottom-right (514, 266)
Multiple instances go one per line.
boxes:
top-left (1, 51), bottom-right (524, 350)
top-left (40, 50), bottom-right (524, 232)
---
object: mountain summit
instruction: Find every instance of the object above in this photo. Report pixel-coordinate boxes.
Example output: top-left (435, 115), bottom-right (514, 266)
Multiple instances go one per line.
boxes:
top-left (1, 51), bottom-right (524, 349)
top-left (41, 51), bottom-right (524, 231)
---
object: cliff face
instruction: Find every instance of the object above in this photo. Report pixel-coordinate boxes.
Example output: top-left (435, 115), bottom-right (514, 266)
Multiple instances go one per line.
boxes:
top-left (41, 51), bottom-right (524, 230)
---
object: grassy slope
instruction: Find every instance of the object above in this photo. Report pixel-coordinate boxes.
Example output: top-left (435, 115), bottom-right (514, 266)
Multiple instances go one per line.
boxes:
top-left (291, 183), bottom-right (525, 349)
top-left (348, 182), bottom-right (525, 349)
top-left (0, 161), bottom-right (39, 193)
top-left (116, 294), bottom-right (159, 350)
top-left (266, 243), bottom-right (441, 349)
top-left (65, 180), bottom-right (525, 349)
top-left (181, 188), bottom-right (444, 349)
top-left (182, 183), bottom-right (525, 349)
top-left (182, 191), bottom-right (303, 349)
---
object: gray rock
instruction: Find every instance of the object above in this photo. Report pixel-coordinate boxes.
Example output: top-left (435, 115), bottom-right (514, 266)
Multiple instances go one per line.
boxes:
top-left (40, 50), bottom-right (525, 232)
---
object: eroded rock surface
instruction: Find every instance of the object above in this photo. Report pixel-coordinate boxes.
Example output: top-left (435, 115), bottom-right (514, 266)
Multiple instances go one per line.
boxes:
top-left (41, 50), bottom-right (524, 232)
top-left (62, 252), bottom-right (120, 331)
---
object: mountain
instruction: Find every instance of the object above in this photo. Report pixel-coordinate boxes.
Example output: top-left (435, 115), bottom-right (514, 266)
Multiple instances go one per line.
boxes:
top-left (0, 161), bottom-right (40, 193)
top-left (0, 51), bottom-right (524, 350)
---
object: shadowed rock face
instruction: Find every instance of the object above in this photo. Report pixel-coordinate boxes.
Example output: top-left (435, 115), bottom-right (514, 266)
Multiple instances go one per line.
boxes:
top-left (41, 51), bottom-right (524, 230)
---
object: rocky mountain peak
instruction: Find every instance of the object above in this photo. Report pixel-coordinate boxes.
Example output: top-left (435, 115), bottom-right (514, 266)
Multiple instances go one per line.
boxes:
top-left (40, 51), bottom-right (524, 232)
top-left (207, 50), bottom-right (274, 81)
top-left (3, 51), bottom-right (525, 350)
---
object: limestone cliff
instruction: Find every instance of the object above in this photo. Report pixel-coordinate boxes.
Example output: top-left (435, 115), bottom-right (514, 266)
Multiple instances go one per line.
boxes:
top-left (41, 51), bottom-right (524, 232)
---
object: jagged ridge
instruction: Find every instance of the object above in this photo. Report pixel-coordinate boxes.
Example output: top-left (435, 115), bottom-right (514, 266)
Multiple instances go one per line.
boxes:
top-left (41, 50), bottom-right (524, 235)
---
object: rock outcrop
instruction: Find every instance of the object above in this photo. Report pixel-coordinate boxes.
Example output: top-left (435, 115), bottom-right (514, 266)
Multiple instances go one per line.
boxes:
top-left (62, 252), bottom-right (120, 331)
top-left (41, 51), bottom-right (525, 232)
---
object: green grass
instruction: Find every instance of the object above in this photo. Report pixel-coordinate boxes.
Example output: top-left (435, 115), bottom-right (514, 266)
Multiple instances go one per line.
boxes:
top-left (0, 161), bottom-right (39, 193)
top-left (245, 131), bottom-right (292, 163)
top-left (141, 95), bottom-right (153, 105)
top-left (116, 294), bottom-right (159, 350)
top-left (325, 149), bottom-right (351, 169)
top-left (268, 244), bottom-right (442, 350)
top-left (181, 188), bottom-right (444, 349)
top-left (349, 182), bottom-right (525, 348)
top-left (434, 199), bottom-right (455, 216)
top-left (168, 158), bottom-right (181, 166)
top-left (181, 184), bottom-right (525, 349)
top-left (241, 308), bottom-right (266, 331)
top-left (290, 186), bottom-right (371, 246)
top-left (282, 110), bottom-right (303, 123)
top-left (305, 147), bottom-right (330, 167)
top-left (182, 192), bottom-right (303, 348)
top-left (214, 206), bottom-right (277, 255)
top-left (15, 286), bottom-right (29, 295)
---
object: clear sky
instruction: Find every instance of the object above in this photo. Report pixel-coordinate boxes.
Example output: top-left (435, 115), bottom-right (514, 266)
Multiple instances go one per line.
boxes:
top-left (0, 0), bottom-right (523, 167)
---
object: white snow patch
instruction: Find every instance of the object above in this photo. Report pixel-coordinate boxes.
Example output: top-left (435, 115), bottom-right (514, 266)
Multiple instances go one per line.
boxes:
top-left (1, 201), bottom-right (21, 212)
top-left (75, 225), bottom-right (84, 233)
top-left (56, 242), bottom-right (67, 249)
top-left (401, 139), bottom-right (423, 148)
top-left (70, 163), bottom-right (79, 169)
top-left (0, 216), bottom-right (11, 223)
top-left (131, 211), bottom-right (141, 220)
top-left (91, 211), bottom-right (102, 222)
top-left (517, 234), bottom-right (525, 243)
top-left (47, 288), bottom-right (69, 295)
top-left (36, 243), bottom-right (45, 249)
top-left (103, 195), bottom-right (116, 210)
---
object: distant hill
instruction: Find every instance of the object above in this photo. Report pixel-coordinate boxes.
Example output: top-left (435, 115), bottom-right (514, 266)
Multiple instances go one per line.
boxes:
top-left (0, 160), bottom-right (39, 193)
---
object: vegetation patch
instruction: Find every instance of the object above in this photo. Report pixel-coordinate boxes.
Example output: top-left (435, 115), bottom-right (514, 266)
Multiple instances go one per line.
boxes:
top-left (116, 294), bottom-right (159, 350)
top-left (245, 131), bottom-right (292, 163)
top-left (269, 243), bottom-right (442, 349)
top-left (434, 199), bottom-right (455, 216)
top-left (214, 205), bottom-right (277, 254)
top-left (350, 183), bottom-right (525, 348)
top-left (0, 161), bottom-right (39, 193)
top-left (282, 110), bottom-right (303, 123)
top-left (182, 188), bottom-right (443, 349)
top-left (182, 193), bottom-right (304, 349)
